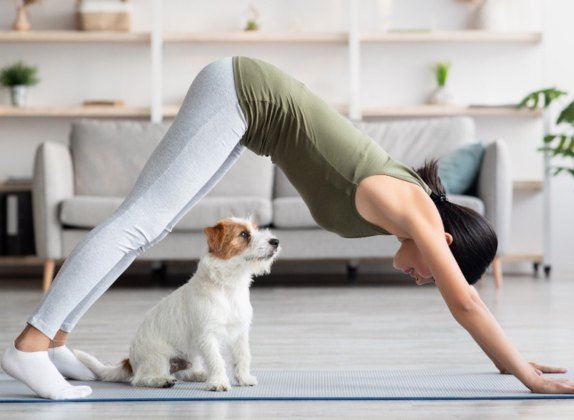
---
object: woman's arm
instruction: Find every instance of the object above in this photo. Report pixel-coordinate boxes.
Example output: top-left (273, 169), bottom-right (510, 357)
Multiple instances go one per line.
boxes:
top-left (468, 287), bottom-right (566, 376)
top-left (354, 176), bottom-right (573, 393)
top-left (410, 208), bottom-right (574, 393)
top-left (470, 286), bottom-right (568, 375)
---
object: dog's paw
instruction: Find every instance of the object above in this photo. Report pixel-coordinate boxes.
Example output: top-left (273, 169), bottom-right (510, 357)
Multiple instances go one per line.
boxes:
top-left (206, 376), bottom-right (231, 392)
top-left (236, 374), bottom-right (258, 387)
top-left (178, 370), bottom-right (208, 382)
top-left (188, 371), bottom-right (208, 382)
top-left (133, 376), bottom-right (178, 388)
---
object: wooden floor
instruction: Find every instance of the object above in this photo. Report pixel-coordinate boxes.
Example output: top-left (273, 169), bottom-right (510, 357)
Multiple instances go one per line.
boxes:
top-left (1, 270), bottom-right (573, 419)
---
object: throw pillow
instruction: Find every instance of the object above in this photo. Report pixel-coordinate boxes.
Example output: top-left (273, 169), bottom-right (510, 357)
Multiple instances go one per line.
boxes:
top-left (438, 143), bottom-right (484, 194)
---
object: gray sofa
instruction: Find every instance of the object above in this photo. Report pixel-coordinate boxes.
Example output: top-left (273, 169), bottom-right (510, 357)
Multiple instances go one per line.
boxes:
top-left (33, 117), bottom-right (511, 291)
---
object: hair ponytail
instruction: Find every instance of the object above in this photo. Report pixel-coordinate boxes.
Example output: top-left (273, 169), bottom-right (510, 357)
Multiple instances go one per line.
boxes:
top-left (415, 160), bottom-right (498, 285)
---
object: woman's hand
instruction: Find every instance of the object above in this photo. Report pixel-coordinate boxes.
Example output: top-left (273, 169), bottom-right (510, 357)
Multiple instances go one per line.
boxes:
top-left (500, 362), bottom-right (574, 394)
top-left (527, 375), bottom-right (574, 394)
top-left (498, 361), bottom-right (567, 376)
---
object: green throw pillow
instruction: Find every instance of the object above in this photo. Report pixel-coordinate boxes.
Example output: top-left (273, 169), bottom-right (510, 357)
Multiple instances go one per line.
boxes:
top-left (438, 143), bottom-right (484, 195)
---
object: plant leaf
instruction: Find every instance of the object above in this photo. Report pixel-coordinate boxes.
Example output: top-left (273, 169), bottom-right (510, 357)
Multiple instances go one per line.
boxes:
top-left (557, 100), bottom-right (574, 125)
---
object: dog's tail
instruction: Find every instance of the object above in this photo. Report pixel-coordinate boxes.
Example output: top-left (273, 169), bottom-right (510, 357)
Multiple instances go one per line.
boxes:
top-left (73, 349), bottom-right (133, 383)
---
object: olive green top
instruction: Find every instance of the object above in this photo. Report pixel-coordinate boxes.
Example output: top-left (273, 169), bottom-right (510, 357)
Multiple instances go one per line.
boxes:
top-left (233, 56), bottom-right (431, 238)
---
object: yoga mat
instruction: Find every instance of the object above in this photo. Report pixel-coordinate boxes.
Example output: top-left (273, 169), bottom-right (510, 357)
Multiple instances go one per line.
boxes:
top-left (1, 369), bottom-right (574, 403)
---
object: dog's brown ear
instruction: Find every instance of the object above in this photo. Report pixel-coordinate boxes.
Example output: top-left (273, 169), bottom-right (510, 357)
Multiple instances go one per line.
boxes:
top-left (204, 224), bottom-right (224, 254)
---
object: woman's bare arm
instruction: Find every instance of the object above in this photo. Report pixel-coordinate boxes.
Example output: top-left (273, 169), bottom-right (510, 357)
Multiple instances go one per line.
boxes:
top-left (355, 175), bottom-right (573, 393)
top-left (408, 199), bottom-right (574, 393)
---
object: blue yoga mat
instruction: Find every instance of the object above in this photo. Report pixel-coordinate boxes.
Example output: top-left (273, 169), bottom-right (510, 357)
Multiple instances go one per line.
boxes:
top-left (1, 369), bottom-right (574, 403)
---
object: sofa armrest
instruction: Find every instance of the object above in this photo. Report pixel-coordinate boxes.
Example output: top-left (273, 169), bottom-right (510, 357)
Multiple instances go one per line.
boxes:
top-left (477, 140), bottom-right (513, 255)
top-left (32, 141), bottom-right (74, 259)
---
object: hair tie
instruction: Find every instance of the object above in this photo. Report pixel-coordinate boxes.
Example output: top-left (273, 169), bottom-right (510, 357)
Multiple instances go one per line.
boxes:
top-left (431, 192), bottom-right (448, 205)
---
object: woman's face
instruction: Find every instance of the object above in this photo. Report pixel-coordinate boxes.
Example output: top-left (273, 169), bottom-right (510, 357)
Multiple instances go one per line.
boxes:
top-left (392, 234), bottom-right (452, 286)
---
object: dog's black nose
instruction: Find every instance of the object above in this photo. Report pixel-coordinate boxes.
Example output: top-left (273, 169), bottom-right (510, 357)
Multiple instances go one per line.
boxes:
top-left (269, 238), bottom-right (279, 248)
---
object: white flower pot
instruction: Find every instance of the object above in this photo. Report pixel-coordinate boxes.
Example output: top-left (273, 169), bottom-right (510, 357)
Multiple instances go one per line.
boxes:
top-left (474, 0), bottom-right (506, 31)
top-left (428, 86), bottom-right (454, 106)
top-left (10, 85), bottom-right (28, 107)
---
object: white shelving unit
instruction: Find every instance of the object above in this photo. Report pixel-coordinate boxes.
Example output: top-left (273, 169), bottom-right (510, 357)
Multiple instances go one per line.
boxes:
top-left (0, 0), bottom-right (546, 272)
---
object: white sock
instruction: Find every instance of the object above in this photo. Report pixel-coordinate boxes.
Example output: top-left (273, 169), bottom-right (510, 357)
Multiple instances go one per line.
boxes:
top-left (49, 345), bottom-right (97, 381)
top-left (1, 343), bottom-right (92, 400)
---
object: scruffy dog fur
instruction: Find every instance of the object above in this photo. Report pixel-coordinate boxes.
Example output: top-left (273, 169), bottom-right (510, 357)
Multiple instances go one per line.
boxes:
top-left (74, 217), bottom-right (280, 391)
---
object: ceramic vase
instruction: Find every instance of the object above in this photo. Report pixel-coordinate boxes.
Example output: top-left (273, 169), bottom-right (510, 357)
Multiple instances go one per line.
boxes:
top-left (11, 86), bottom-right (28, 107)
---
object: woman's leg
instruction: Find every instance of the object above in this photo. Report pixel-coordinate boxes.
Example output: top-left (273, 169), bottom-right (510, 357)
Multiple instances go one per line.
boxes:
top-left (1, 57), bottom-right (247, 399)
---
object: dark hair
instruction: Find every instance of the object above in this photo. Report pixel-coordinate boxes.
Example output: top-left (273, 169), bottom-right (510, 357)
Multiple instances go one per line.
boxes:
top-left (415, 160), bottom-right (497, 285)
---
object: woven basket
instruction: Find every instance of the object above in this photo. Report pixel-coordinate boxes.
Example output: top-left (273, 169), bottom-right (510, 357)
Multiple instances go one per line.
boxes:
top-left (76, 0), bottom-right (132, 32)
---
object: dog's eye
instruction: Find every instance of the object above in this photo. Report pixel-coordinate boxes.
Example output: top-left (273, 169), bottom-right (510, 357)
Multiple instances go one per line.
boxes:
top-left (239, 231), bottom-right (251, 239)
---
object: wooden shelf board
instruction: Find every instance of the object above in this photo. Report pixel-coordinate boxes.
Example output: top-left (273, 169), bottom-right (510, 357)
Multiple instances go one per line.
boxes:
top-left (0, 106), bottom-right (151, 118)
top-left (0, 256), bottom-right (45, 265)
top-left (164, 31), bottom-right (348, 43)
top-left (163, 103), bottom-right (349, 118)
top-left (0, 30), bottom-right (542, 44)
top-left (513, 180), bottom-right (544, 191)
top-left (0, 181), bottom-right (32, 192)
top-left (362, 105), bottom-right (542, 118)
top-left (362, 30), bottom-right (542, 43)
top-left (0, 31), bottom-right (150, 43)
top-left (500, 253), bottom-right (543, 263)
top-left (1, 104), bottom-right (541, 119)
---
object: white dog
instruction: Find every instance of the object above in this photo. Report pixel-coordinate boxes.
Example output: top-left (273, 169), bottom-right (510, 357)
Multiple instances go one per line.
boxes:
top-left (74, 217), bottom-right (280, 391)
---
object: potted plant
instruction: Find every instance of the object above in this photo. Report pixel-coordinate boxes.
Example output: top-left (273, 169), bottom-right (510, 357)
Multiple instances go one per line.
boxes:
top-left (243, 5), bottom-right (260, 31)
top-left (428, 61), bottom-right (454, 105)
top-left (0, 61), bottom-right (40, 107)
top-left (518, 88), bottom-right (574, 177)
top-left (13, 0), bottom-right (42, 32)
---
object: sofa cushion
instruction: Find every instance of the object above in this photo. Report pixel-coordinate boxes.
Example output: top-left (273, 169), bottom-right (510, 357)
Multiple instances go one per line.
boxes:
top-left (272, 197), bottom-right (316, 228)
top-left (353, 117), bottom-right (476, 169)
top-left (448, 194), bottom-right (485, 215)
top-left (71, 120), bottom-right (170, 197)
top-left (60, 195), bottom-right (272, 231)
top-left (70, 119), bottom-right (274, 199)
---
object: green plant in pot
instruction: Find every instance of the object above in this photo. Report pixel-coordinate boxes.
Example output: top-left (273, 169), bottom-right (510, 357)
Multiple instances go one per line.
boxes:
top-left (0, 61), bottom-right (40, 107)
top-left (243, 5), bottom-right (260, 31)
top-left (518, 88), bottom-right (574, 178)
top-left (428, 61), bottom-right (454, 105)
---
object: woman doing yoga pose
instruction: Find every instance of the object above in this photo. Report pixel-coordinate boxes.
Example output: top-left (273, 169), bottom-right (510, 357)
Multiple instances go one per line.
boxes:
top-left (2, 57), bottom-right (573, 399)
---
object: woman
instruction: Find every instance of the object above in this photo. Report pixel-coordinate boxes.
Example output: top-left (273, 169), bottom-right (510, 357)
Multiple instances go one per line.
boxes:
top-left (2, 57), bottom-right (573, 399)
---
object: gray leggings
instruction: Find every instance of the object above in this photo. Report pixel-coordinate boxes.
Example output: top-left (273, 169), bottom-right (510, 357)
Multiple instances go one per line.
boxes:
top-left (28, 57), bottom-right (248, 339)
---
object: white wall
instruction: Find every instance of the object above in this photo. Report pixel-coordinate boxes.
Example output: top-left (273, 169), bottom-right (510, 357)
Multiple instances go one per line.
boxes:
top-left (0, 0), bottom-right (572, 271)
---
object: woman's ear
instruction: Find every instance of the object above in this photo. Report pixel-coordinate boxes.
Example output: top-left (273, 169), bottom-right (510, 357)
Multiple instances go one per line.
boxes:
top-left (445, 232), bottom-right (453, 246)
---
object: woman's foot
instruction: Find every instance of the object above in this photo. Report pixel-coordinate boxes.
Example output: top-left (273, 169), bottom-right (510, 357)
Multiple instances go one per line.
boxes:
top-left (1, 343), bottom-right (92, 400)
top-left (48, 345), bottom-right (97, 381)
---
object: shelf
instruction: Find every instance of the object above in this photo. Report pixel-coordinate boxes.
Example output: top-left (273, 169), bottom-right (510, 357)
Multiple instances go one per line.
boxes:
top-left (0, 30), bottom-right (150, 43)
top-left (164, 31), bottom-right (348, 43)
top-left (0, 30), bottom-right (542, 44)
top-left (0, 181), bottom-right (32, 192)
top-left (362, 30), bottom-right (542, 43)
top-left (0, 256), bottom-right (45, 265)
top-left (362, 105), bottom-right (542, 118)
top-left (513, 180), bottom-right (544, 191)
top-left (0, 106), bottom-right (152, 118)
top-left (499, 253), bottom-right (543, 263)
top-left (2, 104), bottom-right (540, 119)
top-left (162, 103), bottom-right (349, 118)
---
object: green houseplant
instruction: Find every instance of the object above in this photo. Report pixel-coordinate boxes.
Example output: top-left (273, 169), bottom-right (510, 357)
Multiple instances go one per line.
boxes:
top-left (0, 61), bottom-right (40, 107)
top-left (428, 61), bottom-right (454, 105)
top-left (243, 5), bottom-right (260, 31)
top-left (518, 88), bottom-right (574, 177)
